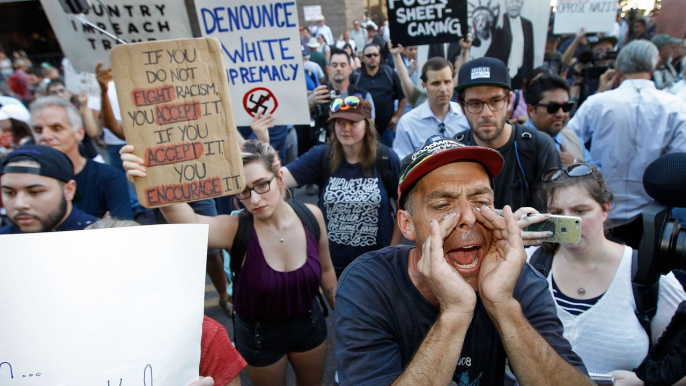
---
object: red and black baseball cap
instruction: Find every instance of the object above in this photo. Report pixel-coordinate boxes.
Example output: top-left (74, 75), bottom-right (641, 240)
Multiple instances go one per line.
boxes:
top-left (398, 136), bottom-right (504, 206)
top-left (1, 145), bottom-right (74, 182)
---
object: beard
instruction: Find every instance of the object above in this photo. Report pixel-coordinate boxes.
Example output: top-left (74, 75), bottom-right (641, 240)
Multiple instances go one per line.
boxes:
top-left (471, 114), bottom-right (508, 144)
top-left (11, 194), bottom-right (68, 233)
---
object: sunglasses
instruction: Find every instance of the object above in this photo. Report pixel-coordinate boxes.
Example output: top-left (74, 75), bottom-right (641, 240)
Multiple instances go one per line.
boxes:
top-left (330, 96), bottom-right (361, 113)
top-left (543, 163), bottom-right (597, 182)
top-left (535, 102), bottom-right (574, 114)
top-left (364, 53), bottom-right (380, 58)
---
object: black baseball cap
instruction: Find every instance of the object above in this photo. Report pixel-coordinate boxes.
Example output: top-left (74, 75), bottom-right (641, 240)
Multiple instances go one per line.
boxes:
top-left (1, 145), bottom-right (74, 182)
top-left (398, 136), bottom-right (504, 206)
top-left (455, 57), bottom-right (511, 93)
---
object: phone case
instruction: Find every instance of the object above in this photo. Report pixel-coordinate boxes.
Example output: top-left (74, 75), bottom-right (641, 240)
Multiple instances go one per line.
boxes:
top-left (524, 215), bottom-right (582, 244)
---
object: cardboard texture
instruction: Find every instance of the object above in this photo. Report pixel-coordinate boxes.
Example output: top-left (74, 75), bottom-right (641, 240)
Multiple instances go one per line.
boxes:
top-left (110, 37), bottom-right (245, 208)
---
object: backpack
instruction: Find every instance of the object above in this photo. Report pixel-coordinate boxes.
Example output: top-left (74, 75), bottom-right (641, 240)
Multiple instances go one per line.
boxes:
top-left (228, 199), bottom-right (328, 317)
top-left (454, 124), bottom-right (538, 190)
top-left (319, 144), bottom-right (398, 201)
top-left (529, 247), bottom-right (659, 345)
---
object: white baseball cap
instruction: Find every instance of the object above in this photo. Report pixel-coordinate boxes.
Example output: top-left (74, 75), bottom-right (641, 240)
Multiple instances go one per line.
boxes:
top-left (0, 104), bottom-right (31, 124)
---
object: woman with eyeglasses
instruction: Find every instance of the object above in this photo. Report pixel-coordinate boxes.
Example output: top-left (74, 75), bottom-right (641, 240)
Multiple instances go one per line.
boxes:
top-left (120, 140), bottom-right (337, 386)
top-left (280, 96), bottom-right (402, 277)
top-left (524, 163), bottom-right (686, 385)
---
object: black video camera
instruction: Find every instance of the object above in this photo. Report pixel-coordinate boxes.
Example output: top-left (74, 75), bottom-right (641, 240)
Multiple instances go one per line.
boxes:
top-left (633, 153), bottom-right (686, 385)
top-left (635, 153), bottom-right (686, 287)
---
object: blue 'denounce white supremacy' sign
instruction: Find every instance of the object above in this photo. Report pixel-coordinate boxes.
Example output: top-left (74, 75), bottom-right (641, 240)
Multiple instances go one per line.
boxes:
top-left (195, 1), bottom-right (310, 126)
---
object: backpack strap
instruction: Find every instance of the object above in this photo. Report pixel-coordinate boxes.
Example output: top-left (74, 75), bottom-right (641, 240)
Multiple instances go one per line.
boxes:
top-left (289, 200), bottom-right (321, 242)
top-left (288, 199), bottom-right (328, 317)
top-left (632, 249), bottom-right (659, 347)
top-left (454, 129), bottom-right (472, 145)
top-left (319, 145), bottom-right (332, 189)
top-left (529, 247), bottom-right (554, 277)
top-left (513, 124), bottom-right (538, 190)
top-left (229, 211), bottom-right (253, 279)
top-left (375, 144), bottom-right (398, 201)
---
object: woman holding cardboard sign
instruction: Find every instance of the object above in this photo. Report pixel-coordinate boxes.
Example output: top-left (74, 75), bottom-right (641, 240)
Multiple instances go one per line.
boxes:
top-left (121, 140), bottom-right (336, 386)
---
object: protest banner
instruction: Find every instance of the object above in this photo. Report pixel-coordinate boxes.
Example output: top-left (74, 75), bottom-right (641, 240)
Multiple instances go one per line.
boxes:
top-left (110, 37), bottom-right (245, 208)
top-left (554, 0), bottom-right (616, 34)
top-left (0, 224), bottom-right (208, 385)
top-left (39, 0), bottom-right (193, 72)
top-left (387, 0), bottom-right (468, 46)
top-left (63, 58), bottom-right (102, 109)
top-left (195, 0), bottom-right (311, 126)
top-left (303, 5), bottom-right (323, 22)
top-left (416, 0), bottom-right (550, 89)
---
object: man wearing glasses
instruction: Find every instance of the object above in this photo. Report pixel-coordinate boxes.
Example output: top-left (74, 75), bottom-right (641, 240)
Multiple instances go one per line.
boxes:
top-left (454, 57), bottom-right (561, 211)
top-left (352, 44), bottom-right (406, 147)
top-left (523, 73), bottom-right (595, 167)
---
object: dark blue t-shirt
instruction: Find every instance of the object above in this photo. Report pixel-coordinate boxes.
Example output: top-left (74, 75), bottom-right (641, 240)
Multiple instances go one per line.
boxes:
top-left (335, 245), bottom-right (587, 386)
top-left (0, 206), bottom-right (97, 234)
top-left (75, 159), bottom-right (133, 219)
top-left (286, 145), bottom-right (401, 271)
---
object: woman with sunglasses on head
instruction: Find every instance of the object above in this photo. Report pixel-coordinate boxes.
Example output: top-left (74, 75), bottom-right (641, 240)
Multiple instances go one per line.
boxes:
top-left (278, 96), bottom-right (402, 277)
top-left (524, 163), bottom-right (686, 385)
top-left (120, 140), bottom-right (337, 386)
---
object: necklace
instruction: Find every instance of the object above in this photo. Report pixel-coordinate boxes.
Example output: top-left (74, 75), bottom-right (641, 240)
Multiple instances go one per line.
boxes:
top-left (562, 243), bottom-right (608, 296)
top-left (259, 222), bottom-right (284, 242)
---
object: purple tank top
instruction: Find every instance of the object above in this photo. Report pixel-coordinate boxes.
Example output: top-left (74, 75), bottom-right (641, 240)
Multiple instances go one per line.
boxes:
top-left (234, 224), bottom-right (322, 324)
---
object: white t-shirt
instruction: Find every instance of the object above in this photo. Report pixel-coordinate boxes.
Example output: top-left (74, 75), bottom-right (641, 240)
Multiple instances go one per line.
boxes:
top-left (526, 245), bottom-right (686, 373)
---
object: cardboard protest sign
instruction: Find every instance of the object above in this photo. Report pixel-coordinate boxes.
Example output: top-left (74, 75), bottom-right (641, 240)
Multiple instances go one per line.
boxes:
top-left (110, 37), bottom-right (245, 208)
top-left (303, 5), bottom-right (323, 22)
top-left (195, 0), bottom-right (311, 126)
top-left (387, 0), bottom-right (468, 46)
top-left (39, 0), bottom-right (193, 72)
top-left (63, 58), bottom-right (102, 108)
top-left (0, 224), bottom-right (208, 385)
top-left (554, 0), bottom-right (616, 34)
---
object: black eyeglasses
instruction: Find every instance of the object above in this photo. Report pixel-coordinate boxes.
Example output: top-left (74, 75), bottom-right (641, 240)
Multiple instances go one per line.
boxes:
top-left (364, 53), bottom-right (380, 58)
top-left (543, 163), bottom-right (597, 182)
top-left (535, 102), bottom-right (574, 114)
top-left (462, 97), bottom-right (509, 114)
top-left (237, 178), bottom-right (275, 200)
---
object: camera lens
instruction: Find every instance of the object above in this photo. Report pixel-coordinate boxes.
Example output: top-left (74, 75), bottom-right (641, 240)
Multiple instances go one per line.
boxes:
top-left (658, 218), bottom-right (686, 273)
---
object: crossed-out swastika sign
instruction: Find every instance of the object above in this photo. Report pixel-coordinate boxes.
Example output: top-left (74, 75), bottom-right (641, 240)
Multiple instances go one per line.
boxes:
top-left (242, 87), bottom-right (278, 117)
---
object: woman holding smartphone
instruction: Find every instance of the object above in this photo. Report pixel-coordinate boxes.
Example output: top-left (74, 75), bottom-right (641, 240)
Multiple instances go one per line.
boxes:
top-left (525, 163), bottom-right (686, 384)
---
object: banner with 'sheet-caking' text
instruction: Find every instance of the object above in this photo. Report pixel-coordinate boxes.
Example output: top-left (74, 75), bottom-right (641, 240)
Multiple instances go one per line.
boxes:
top-left (195, 0), bottom-right (311, 126)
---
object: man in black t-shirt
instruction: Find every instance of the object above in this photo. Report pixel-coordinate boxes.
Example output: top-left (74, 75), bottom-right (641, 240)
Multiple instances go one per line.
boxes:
top-left (453, 57), bottom-right (561, 211)
top-left (335, 136), bottom-right (591, 386)
top-left (29, 96), bottom-right (132, 219)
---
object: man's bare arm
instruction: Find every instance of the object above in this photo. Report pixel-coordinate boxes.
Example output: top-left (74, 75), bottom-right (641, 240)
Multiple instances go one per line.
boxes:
top-left (392, 312), bottom-right (471, 385)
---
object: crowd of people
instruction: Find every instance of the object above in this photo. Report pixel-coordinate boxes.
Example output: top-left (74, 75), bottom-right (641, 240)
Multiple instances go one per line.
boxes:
top-left (2, 5), bottom-right (686, 386)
